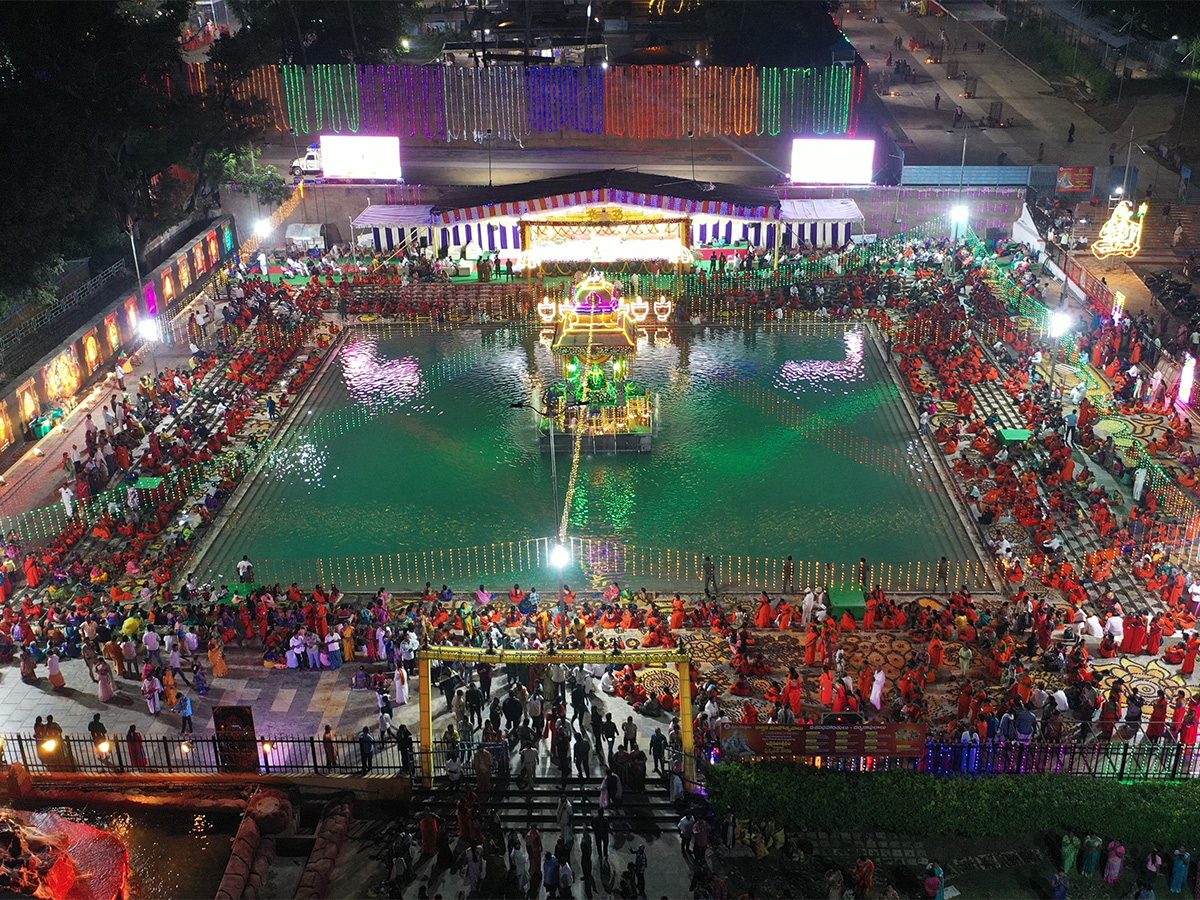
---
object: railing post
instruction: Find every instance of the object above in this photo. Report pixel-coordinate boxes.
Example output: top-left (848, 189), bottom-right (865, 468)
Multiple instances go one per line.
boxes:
top-left (1118, 742), bottom-right (1129, 781)
top-left (310, 737), bottom-right (320, 775)
top-left (162, 737), bottom-right (173, 774)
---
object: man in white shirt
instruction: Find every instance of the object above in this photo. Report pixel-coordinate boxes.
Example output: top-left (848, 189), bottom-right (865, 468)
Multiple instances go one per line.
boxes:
top-left (800, 590), bottom-right (817, 626)
top-left (143, 628), bottom-right (162, 668)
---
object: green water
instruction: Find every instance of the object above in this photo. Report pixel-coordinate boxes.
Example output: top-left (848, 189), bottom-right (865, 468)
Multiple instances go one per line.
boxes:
top-left (199, 324), bottom-right (975, 590)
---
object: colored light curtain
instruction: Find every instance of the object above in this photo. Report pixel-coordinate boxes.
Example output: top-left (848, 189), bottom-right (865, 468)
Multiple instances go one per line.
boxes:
top-left (186, 62), bottom-right (290, 132)
top-left (227, 63), bottom-right (860, 140)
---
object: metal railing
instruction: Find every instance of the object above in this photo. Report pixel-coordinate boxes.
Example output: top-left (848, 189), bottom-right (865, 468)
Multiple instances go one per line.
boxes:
top-left (10, 731), bottom-right (1199, 784)
top-left (250, 537), bottom-right (989, 594)
top-left (0, 732), bottom-right (506, 780)
top-left (708, 739), bottom-right (1200, 782)
top-left (0, 259), bottom-right (129, 359)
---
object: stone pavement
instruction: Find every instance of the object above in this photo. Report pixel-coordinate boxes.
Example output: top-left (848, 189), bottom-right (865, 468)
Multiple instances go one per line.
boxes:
top-left (839, 3), bottom-right (1179, 186)
top-left (0, 635), bottom-right (666, 756)
top-left (0, 294), bottom-right (211, 523)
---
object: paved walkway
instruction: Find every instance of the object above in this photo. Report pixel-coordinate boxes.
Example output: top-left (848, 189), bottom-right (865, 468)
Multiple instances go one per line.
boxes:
top-left (839, 5), bottom-right (1179, 186)
top-left (0, 297), bottom-right (210, 523)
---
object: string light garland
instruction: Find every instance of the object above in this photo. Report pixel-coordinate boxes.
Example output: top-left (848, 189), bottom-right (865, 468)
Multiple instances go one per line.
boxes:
top-left (201, 63), bottom-right (860, 139)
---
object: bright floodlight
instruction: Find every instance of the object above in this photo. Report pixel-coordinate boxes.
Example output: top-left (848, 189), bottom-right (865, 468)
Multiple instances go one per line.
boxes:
top-left (550, 544), bottom-right (569, 567)
top-left (1048, 310), bottom-right (1072, 338)
top-left (254, 219), bottom-right (273, 237)
top-left (138, 318), bottom-right (162, 341)
top-left (951, 205), bottom-right (969, 223)
top-left (1113, 186), bottom-right (1124, 196)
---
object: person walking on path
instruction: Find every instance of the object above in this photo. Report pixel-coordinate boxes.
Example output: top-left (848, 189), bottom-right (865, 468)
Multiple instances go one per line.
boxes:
top-left (173, 692), bottom-right (194, 734)
top-left (953, 106), bottom-right (963, 127)
top-left (358, 726), bottom-right (375, 775)
top-left (601, 713), bottom-right (618, 761)
top-left (1068, 123), bottom-right (1076, 143)
top-left (934, 92), bottom-right (940, 110)
top-left (621, 715), bottom-right (639, 751)
top-left (88, 714), bottom-right (107, 747)
top-left (322, 725), bottom-right (338, 771)
top-left (591, 809), bottom-right (610, 858)
top-left (679, 812), bottom-right (695, 859)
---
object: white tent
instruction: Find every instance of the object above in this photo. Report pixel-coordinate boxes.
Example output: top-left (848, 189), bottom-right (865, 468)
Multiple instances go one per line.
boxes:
top-left (352, 205), bottom-right (436, 254)
top-left (777, 199), bottom-right (865, 248)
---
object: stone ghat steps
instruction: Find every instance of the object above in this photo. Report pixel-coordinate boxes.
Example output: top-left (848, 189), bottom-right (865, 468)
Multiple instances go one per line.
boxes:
top-left (968, 347), bottom-right (1149, 609)
top-left (406, 775), bottom-right (682, 834)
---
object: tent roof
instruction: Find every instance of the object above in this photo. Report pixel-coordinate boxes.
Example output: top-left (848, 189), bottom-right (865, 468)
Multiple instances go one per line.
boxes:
top-left (779, 198), bottom-right (864, 222)
top-left (431, 170), bottom-right (780, 223)
top-left (352, 205), bottom-right (435, 227)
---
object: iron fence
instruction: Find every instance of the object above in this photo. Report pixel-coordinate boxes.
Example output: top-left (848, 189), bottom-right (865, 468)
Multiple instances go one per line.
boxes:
top-left (714, 739), bottom-right (1200, 782)
top-left (0, 732), bottom-right (506, 781)
top-left (7, 731), bottom-right (1198, 783)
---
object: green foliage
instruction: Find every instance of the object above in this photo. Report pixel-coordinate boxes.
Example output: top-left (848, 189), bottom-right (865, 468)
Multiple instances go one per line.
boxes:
top-left (1002, 21), bottom-right (1117, 101)
top-left (227, 0), bottom-right (418, 65)
top-left (706, 764), bottom-right (1200, 847)
top-left (218, 148), bottom-right (294, 207)
top-left (0, 2), bottom-right (274, 310)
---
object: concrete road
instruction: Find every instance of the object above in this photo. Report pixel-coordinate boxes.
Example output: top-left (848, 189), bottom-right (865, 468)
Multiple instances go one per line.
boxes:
top-left (256, 142), bottom-right (786, 188)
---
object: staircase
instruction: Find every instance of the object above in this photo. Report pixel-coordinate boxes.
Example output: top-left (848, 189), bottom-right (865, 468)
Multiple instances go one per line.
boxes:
top-left (965, 343), bottom-right (1151, 609)
top-left (408, 768), bottom-right (681, 839)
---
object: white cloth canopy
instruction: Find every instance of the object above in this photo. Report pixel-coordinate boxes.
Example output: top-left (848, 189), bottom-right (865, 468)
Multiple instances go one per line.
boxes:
top-left (352, 205), bottom-right (435, 227)
top-left (778, 199), bottom-right (864, 223)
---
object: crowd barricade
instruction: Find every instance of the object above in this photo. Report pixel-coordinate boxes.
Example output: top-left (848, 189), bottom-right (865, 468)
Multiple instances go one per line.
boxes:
top-left (0, 731), bottom-right (504, 781)
top-left (253, 536), bottom-right (989, 593)
top-left (7, 730), bottom-right (1196, 784)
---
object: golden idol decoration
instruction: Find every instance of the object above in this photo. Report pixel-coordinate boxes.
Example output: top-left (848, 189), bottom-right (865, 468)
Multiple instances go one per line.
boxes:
top-left (1092, 200), bottom-right (1147, 260)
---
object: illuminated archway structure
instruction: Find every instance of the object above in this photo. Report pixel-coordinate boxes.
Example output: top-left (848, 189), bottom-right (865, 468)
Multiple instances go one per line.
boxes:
top-left (538, 272), bottom-right (662, 451)
top-left (417, 644), bottom-right (695, 787)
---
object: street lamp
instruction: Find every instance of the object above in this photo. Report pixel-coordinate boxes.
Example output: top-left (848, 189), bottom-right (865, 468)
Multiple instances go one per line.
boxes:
top-left (551, 542), bottom-right (570, 643)
top-left (947, 127), bottom-right (985, 207)
top-left (139, 318), bottom-right (162, 376)
top-left (951, 204), bottom-right (969, 240)
top-left (254, 219), bottom-right (273, 238)
top-left (1046, 309), bottom-right (1072, 397)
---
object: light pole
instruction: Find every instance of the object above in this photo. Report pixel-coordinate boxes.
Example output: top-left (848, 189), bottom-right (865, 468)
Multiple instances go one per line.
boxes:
top-left (951, 204), bottom-right (969, 241)
top-left (947, 126), bottom-right (985, 206)
top-left (1175, 41), bottom-right (1198, 150)
top-left (550, 542), bottom-right (570, 644)
top-left (138, 318), bottom-right (161, 377)
top-left (686, 129), bottom-right (696, 181)
top-left (127, 221), bottom-right (155, 372)
top-left (1046, 309), bottom-right (1072, 398)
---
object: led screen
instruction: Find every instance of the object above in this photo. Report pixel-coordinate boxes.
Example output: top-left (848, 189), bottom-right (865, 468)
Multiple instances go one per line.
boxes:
top-left (790, 138), bottom-right (875, 185)
top-left (320, 135), bottom-right (402, 181)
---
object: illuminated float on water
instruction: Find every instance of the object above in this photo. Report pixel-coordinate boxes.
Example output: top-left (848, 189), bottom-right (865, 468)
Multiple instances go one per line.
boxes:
top-left (536, 272), bottom-right (667, 454)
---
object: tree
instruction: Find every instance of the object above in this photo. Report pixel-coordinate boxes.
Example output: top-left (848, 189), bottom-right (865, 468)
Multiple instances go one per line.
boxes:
top-left (0, 1), bottom-right (276, 308)
top-left (0, 1), bottom-right (197, 303)
top-left (217, 148), bottom-right (295, 207)
top-left (228, 0), bottom-right (419, 65)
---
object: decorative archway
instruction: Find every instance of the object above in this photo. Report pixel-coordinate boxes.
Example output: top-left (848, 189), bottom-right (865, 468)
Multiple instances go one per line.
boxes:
top-left (418, 644), bottom-right (694, 788)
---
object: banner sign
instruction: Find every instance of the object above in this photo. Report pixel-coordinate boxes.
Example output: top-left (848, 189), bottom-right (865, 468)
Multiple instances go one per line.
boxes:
top-left (1056, 166), bottom-right (1095, 193)
top-left (719, 722), bottom-right (929, 759)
